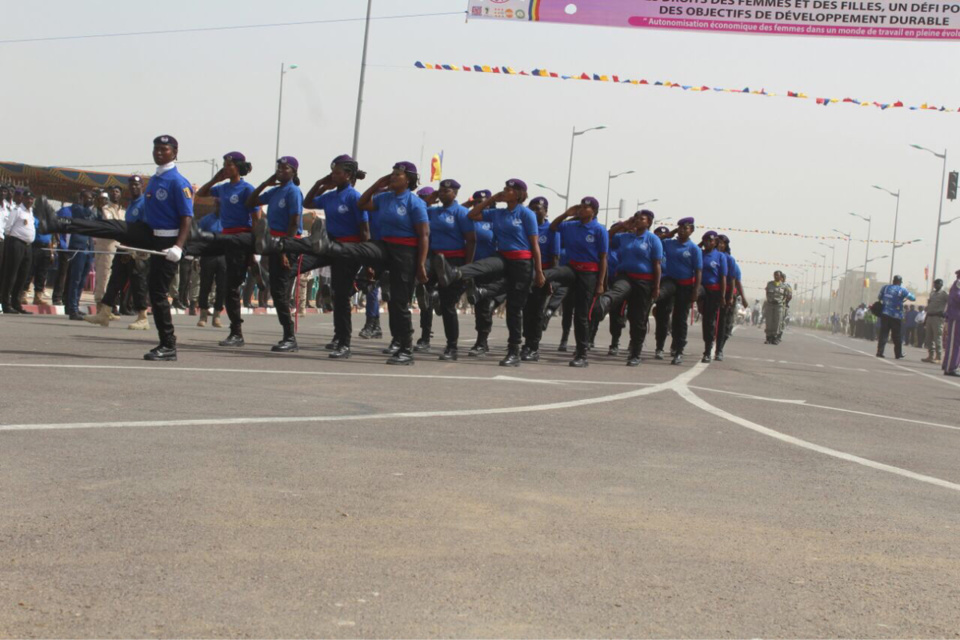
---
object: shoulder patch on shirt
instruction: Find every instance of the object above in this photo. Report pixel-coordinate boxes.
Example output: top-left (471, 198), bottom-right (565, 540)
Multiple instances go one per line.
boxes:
top-left (183, 187), bottom-right (193, 200)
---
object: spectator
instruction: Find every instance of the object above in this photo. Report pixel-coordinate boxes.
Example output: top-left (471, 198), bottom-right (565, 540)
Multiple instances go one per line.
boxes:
top-left (943, 269), bottom-right (960, 377)
top-left (64, 190), bottom-right (97, 320)
top-left (92, 185), bottom-right (125, 314)
top-left (0, 190), bottom-right (37, 314)
top-left (876, 275), bottom-right (916, 359)
top-left (923, 279), bottom-right (948, 364)
top-left (914, 306), bottom-right (926, 348)
top-left (903, 304), bottom-right (917, 346)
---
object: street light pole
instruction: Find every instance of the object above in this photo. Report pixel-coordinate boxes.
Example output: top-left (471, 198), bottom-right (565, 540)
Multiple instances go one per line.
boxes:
top-left (605, 170), bottom-right (634, 227)
top-left (850, 212), bottom-right (872, 304)
top-left (351, 0), bottom-right (374, 159)
top-left (564, 125), bottom-right (606, 211)
top-left (820, 242), bottom-right (836, 317)
top-left (833, 229), bottom-right (852, 317)
top-left (910, 145), bottom-right (948, 283)
top-left (275, 62), bottom-right (286, 161)
top-left (872, 185), bottom-right (901, 281)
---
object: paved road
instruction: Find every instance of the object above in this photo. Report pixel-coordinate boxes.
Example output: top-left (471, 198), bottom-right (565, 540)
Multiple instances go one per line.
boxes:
top-left (1, 313), bottom-right (958, 638)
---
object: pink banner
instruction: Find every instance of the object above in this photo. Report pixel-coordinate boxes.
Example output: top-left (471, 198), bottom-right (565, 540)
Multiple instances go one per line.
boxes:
top-left (467, 0), bottom-right (960, 40)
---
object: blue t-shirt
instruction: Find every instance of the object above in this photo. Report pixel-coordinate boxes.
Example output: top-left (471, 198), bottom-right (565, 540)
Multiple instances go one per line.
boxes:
top-left (474, 220), bottom-right (497, 260)
top-left (145, 166), bottom-right (194, 231)
top-left (662, 238), bottom-right (702, 281)
top-left (558, 218), bottom-right (609, 264)
top-left (210, 180), bottom-right (256, 230)
top-left (313, 185), bottom-right (367, 240)
top-left (198, 213), bottom-right (223, 234)
top-left (373, 190), bottom-right (428, 240)
top-left (33, 217), bottom-right (51, 245)
top-left (67, 204), bottom-right (97, 250)
top-left (879, 284), bottom-right (916, 319)
top-left (726, 254), bottom-right (742, 281)
top-left (701, 248), bottom-right (728, 286)
top-left (56, 206), bottom-right (72, 249)
top-left (537, 220), bottom-right (561, 266)
top-left (607, 250), bottom-right (619, 282)
top-left (258, 181), bottom-right (303, 235)
top-left (125, 195), bottom-right (145, 224)
top-left (612, 231), bottom-right (663, 275)
top-left (428, 203), bottom-right (473, 252)
top-left (481, 205), bottom-right (538, 255)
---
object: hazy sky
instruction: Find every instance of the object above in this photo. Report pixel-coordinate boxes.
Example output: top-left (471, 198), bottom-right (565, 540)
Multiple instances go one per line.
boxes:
top-left (4, 0), bottom-right (959, 299)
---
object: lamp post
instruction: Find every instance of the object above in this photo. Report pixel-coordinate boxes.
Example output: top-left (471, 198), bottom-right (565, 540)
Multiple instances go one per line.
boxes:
top-left (352, 0), bottom-right (373, 158)
top-left (275, 62), bottom-right (299, 160)
top-left (819, 242), bottom-right (836, 316)
top-left (805, 260), bottom-right (818, 321)
top-left (849, 212), bottom-right (872, 303)
top-left (605, 170), bottom-right (634, 226)
top-left (534, 183), bottom-right (568, 202)
top-left (910, 144), bottom-right (948, 283)
top-left (813, 251), bottom-right (828, 320)
top-left (872, 185), bottom-right (901, 282)
top-left (564, 125), bottom-right (606, 210)
top-left (833, 228), bottom-right (852, 317)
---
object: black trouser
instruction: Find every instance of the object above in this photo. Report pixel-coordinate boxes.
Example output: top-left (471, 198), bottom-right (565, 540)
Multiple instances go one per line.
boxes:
top-left (609, 298), bottom-right (627, 346)
top-left (188, 231), bottom-right (259, 334)
top-left (561, 293), bottom-right (574, 338)
top-left (717, 301), bottom-right (736, 353)
top-left (52, 250), bottom-right (70, 303)
top-left (656, 278), bottom-right (696, 354)
top-left (286, 236), bottom-right (362, 346)
top-left (268, 253), bottom-right (298, 336)
top-left (31, 244), bottom-right (53, 296)
top-left (101, 253), bottom-right (148, 311)
top-left (198, 255), bottom-right (227, 313)
top-left (424, 255), bottom-right (465, 348)
top-left (460, 255), bottom-right (533, 348)
top-left (699, 287), bottom-right (724, 352)
top-left (543, 265), bottom-right (598, 354)
top-left (603, 276), bottom-right (655, 352)
top-left (332, 240), bottom-right (419, 349)
top-left (18, 246), bottom-right (33, 298)
top-left (877, 314), bottom-right (903, 358)
top-left (0, 237), bottom-right (30, 308)
top-left (62, 218), bottom-right (181, 348)
top-left (178, 259), bottom-right (196, 307)
top-left (523, 279), bottom-right (550, 350)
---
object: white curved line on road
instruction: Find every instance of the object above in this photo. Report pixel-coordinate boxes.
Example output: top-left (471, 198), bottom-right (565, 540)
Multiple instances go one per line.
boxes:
top-left (677, 385), bottom-right (960, 494)
top-left (0, 362), bottom-right (707, 432)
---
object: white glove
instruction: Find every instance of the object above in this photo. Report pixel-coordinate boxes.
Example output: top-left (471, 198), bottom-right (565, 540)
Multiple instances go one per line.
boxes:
top-left (165, 245), bottom-right (183, 263)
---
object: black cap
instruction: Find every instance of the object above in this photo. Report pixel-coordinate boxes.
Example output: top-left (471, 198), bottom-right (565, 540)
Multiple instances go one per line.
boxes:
top-left (153, 134), bottom-right (178, 148)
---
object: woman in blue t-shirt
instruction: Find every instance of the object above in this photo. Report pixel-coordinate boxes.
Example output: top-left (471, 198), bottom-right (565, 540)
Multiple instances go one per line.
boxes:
top-left (697, 230), bottom-right (728, 363)
top-left (193, 151), bottom-right (258, 347)
top-left (714, 234), bottom-right (749, 361)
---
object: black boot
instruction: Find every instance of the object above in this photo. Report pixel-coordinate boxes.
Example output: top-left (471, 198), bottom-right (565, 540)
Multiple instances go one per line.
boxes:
top-left (432, 254), bottom-right (462, 288)
top-left (415, 283), bottom-right (432, 316)
top-left (519, 345), bottom-right (531, 360)
top-left (499, 346), bottom-right (521, 367)
top-left (521, 346), bottom-right (540, 362)
top-left (358, 318), bottom-right (374, 339)
top-left (414, 335), bottom-right (431, 352)
top-left (626, 342), bottom-right (641, 367)
top-left (325, 337), bottom-right (342, 351)
top-left (387, 346), bottom-right (414, 366)
top-left (608, 341), bottom-right (620, 356)
top-left (272, 331), bottom-right (299, 353)
top-left (654, 348), bottom-right (665, 360)
top-left (329, 343), bottom-right (351, 359)
top-left (569, 349), bottom-right (589, 368)
top-left (701, 349), bottom-right (712, 364)
top-left (254, 217), bottom-right (281, 255)
top-left (382, 338), bottom-right (400, 355)
top-left (714, 350), bottom-right (724, 361)
top-left (144, 344), bottom-right (177, 361)
top-left (671, 352), bottom-right (683, 365)
top-left (438, 346), bottom-right (458, 361)
top-left (368, 317), bottom-right (383, 339)
top-left (218, 331), bottom-right (245, 347)
top-left (468, 333), bottom-right (489, 357)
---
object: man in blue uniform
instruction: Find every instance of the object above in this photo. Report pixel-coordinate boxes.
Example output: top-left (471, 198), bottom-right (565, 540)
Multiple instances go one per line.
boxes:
top-left (57, 136), bottom-right (195, 359)
top-left (62, 190), bottom-right (97, 320)
top-left (876, 275), bottom-right (916, 359)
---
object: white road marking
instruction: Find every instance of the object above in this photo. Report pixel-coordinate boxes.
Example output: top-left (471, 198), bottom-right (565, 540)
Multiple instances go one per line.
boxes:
top-left (0, 362), bottom-right (651, 387)
top-left (0, 362), bottom-right (707, 432)
top-left (691, 386), bottom-right (960, 432)
top-left (802, 331), bottom-right (960, 388)
top-left (677, 385), bottom-right (960, 493)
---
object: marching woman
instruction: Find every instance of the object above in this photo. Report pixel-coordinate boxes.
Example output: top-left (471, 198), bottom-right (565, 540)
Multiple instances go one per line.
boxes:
top-left (654, 217), bottom-right (702, 365)
top-left (419, 180), bottom-right (476, 360)
top-left (245, 156), bottom-right (303, 353)
top-left (464, 189), bottom-right (499, 357)
top-left (714, 234), bottom-right (748, 361)
top-left (539, 197), bottom-right (608, 367)
top-left (300, 154), bottom-right (368, 359)
top-left (519, 196), bottom-right (560, 361)
top-left (56, 135), bottom-right (195, 361)
top-left (697, 230), bottom-right (727, 363)
top-left (192, 151), bottom-right (258, 346)
top-left (432, 179), bottom-right (544, 367)
top-left (590, 210), bottom-right (661, 367)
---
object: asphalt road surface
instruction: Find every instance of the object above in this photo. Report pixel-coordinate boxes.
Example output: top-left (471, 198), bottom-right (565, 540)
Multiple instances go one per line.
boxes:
top-left (2, 312), bottom-right (959, 638)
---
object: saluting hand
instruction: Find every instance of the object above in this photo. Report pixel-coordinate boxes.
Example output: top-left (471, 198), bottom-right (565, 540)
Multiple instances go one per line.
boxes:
top-left (264, 174), bottom-right (280, 187)
top-left (492, 191), bottom-right (507, 203)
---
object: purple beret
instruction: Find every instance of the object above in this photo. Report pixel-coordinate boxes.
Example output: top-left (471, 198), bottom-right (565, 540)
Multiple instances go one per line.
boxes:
top-left (581, 196), bottom-right (600, 211)
top-left (439, 179), bottom-right (461, 190)
top-left (472, 189), bottom-right (492, 201)
top-left (505, 178), bottom-right (528, 191)
top-left (529, 196), bottom-right (549, 208)
top-left (223, 151), bottom-right (246, 162)
top-left (332, 154), bottom-right (356, 166)
top-left (677, 216), bottom-right (695, 226)
top-left (153, 134), bottom-right (178, 148)
top-left (702, 230), bottom-right (718, 240)
top-left (654, 226), bottom-right (670, 235)
top-left (637, 209), bottom-right (655, 221)
top-left (393, 161), bottom-right (418, 176)
top-left (277, 156), bottom-right (299, 170)
top-left (416, 186), bottom-right (435, 197)
top-left (718, 234), bottom-right (730, 242)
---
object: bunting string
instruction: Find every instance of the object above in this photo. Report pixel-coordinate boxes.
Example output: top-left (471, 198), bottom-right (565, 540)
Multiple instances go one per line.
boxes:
top-left (701, 226), bottom-right (918, 245)
top-left (414, 61), bottom-right (958, 114)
